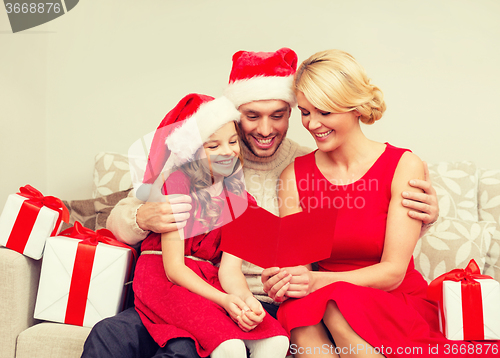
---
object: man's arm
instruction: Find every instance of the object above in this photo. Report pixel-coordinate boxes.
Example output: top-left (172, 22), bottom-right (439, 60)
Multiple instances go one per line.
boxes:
top-left (107, 190), bottom-right (192, 245)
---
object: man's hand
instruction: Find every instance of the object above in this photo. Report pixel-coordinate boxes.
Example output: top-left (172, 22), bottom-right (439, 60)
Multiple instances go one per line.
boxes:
top-left (136, 195), bottom-right (192, 233)
top-left (402, 161), bottom-right (439, 225)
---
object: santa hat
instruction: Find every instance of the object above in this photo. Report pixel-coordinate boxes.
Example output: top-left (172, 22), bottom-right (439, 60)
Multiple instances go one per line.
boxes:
top-left (142, 93), bottom-right (240, 187)
top-left (224, 48), bottom-right (298, 108)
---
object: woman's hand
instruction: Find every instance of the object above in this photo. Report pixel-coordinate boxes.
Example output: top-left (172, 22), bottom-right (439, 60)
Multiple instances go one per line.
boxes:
top-left (262, 267), bottom-right (292, 303)
top-left (401, 161), bottom-right (439, 225)
top-left (262, 266), bottom-right (313, 302)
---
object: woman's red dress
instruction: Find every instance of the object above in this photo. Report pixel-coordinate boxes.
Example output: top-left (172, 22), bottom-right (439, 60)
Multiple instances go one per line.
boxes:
top-left (277, 144), bottom-right (499, 357)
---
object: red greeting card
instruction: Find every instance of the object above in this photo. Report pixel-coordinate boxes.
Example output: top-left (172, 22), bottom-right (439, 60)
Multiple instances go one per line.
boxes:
top-left (220, 195), bottom-right (337, 268)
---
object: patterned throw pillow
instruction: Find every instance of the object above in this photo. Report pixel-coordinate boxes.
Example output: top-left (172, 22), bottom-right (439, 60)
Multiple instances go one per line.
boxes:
top-left (478, 169), bottom-right (500, 279)
top-left (61, 189), bottom-right (132, 232)
top-left (427, 161), bottom-right (478, 222)
top-left (92, 152), bottom-right (132, 198)
top-left (95, 189), bottom-right (132, 230)
top-left (61, 199), bottom-right (96, 231)
top-left (413, 218), bottom-right (495, 282)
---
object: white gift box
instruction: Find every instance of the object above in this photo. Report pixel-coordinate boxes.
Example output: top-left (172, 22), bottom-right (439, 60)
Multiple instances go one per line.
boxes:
top-left (0, 193), bottom-right (62, 260)
top-left (34, 236), bottom-right (132, 327)
top-left (442, 279), bottom-right (500, 340)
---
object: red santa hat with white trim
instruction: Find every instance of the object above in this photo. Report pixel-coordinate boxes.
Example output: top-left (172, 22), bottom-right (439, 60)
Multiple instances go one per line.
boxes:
top-left (139, 93), bottom-right (240, 200)
top-left (224, 48), bottom-right (298, 108)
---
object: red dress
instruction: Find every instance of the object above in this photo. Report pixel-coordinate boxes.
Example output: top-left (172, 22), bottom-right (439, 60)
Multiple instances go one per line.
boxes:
top-left (277, 144), bottom-right (498, 358)
top-left (133, 171), bottom-right (287, 357)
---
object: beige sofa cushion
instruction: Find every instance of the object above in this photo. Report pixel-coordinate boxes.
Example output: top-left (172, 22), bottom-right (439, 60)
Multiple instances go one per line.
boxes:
top-left (413, 218), bottom-right (495, 282)
top-left (0, 248), bottom-right (41, 358)
top-left (428, 161), bottom-right (479, 222)
top-left (478, 169), bottom-right (500, 279)
top-left (16, 322), bottom-right (91, 358)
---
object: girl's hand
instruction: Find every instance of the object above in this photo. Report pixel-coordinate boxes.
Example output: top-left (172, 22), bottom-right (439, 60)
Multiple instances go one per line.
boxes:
top-left (236, 296), bottom-right (266, 332)
top-left (221, 294), bottom-right (249, 327)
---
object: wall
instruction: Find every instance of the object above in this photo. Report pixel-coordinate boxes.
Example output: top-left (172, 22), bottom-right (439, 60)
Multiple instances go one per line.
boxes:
top-left (1, 0), bottom-right (499, 207)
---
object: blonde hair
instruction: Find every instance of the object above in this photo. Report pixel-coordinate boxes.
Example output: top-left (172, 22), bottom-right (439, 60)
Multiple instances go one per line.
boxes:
top-left (173, 122), bottom-right (245, 231)
top-left (294, 49), bottom-right (386, 124)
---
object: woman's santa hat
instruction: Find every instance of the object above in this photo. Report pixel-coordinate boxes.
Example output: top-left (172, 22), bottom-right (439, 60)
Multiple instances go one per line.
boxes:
top-left (141, 94), bottom-right (240, 198)
top-left (224, 48), bottom-right (298, 108)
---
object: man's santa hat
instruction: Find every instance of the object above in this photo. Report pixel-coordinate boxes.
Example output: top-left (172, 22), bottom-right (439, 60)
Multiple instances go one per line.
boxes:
top-left (224, 48), bottom-right (298, 108)
top-left (141, 94), bottom-right (240, 199)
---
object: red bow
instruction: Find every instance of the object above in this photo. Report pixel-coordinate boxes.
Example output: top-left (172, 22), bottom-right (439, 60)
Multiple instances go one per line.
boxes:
top-left (59, 221), bottom-right (137, 260)
top-left (18, 185), bottom-right (70, 224)
top-left (428, 259), bottom-right (492, 340)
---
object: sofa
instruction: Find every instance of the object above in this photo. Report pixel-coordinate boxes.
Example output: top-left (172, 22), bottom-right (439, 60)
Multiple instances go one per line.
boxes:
top-left (1, 152), bottom-right (499, 358)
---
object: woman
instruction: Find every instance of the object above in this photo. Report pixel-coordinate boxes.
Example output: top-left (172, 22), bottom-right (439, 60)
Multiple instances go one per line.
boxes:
top-left (263, 50), bottom-right (495, 357)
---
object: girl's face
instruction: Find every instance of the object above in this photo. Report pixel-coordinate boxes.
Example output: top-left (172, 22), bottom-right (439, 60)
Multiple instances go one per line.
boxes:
top-left (296, 91), bottom-right (359, 152)
top-left (202, 121), bottom-right (240, 179)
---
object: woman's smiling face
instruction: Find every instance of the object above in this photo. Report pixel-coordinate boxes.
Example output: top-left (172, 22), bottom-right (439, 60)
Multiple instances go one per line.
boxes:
top-left (296, 91), bottom-right (359, 152)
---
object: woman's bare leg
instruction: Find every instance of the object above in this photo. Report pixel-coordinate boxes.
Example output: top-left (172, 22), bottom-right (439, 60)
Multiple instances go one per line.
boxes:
top-left (323, 301), bottom-right (384, 358)
top-left (290, 322), bottom-right (339, 358)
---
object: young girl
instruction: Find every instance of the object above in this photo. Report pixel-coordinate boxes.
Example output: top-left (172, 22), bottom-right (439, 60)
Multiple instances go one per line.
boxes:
top-left (133, 94), bottom-right (289, 358)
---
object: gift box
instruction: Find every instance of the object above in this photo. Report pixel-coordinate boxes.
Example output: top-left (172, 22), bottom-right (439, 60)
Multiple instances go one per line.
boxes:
top-left (428, 259), bottom-right (500, 340)
top-left (0, 185), bottom-right (69, 259)
top-left (34, 222), bottom-right (136, 327)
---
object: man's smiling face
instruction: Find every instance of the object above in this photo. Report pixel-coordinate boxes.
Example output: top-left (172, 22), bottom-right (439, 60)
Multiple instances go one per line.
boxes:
top-left (237, 100), bottom-right (290, 158)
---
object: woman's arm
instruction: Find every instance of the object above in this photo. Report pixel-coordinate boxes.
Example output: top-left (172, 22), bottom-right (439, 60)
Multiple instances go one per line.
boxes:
top-left (265, 153), bottom-right (424, 298)
top-left (161, 231), bottom-right (248, 322)
top-left (401, 161), bottom-right (439, 233)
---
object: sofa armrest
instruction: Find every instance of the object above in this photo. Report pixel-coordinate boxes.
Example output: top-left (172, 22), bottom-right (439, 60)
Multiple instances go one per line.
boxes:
top-left (0, 248), bottom-right (42, 358)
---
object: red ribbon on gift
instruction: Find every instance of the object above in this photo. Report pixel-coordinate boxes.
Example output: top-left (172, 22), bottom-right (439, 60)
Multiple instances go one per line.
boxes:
top-left (6, 185), bottom-right (70, 254)
top-left (428, 259), bottom-right (492, 340)
top-left (60, 222), bottom-right (136, 326)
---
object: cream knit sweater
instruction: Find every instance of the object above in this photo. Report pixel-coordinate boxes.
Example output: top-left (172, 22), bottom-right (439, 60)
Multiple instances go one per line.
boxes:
top-left (107, 138), bottom-right (311, 304)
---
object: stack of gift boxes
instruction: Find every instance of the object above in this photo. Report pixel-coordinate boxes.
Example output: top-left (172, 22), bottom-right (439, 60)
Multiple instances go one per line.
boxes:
top-left (0, 185), bottom-right (135, 328)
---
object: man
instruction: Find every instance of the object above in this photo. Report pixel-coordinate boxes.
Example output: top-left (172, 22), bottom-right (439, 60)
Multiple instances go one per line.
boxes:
top-left (82, 48), bottom-right (438, 358)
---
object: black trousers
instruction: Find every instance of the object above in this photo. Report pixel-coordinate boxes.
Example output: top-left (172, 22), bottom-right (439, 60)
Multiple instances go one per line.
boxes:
top-left (82, 303), bottom-right (279, 358)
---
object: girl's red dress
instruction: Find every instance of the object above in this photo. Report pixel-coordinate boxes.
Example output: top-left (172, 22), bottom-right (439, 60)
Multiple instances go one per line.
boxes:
top-left (133, 171), bottom-right (287, 357)
top-left (277, 143), bottom-right (499, 358)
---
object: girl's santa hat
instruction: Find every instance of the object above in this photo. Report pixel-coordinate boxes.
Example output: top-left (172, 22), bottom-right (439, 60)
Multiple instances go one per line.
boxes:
top-left (224, 48), bottom-right (298, 108)
top-left (142, 93), bottom-right (240, 191)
